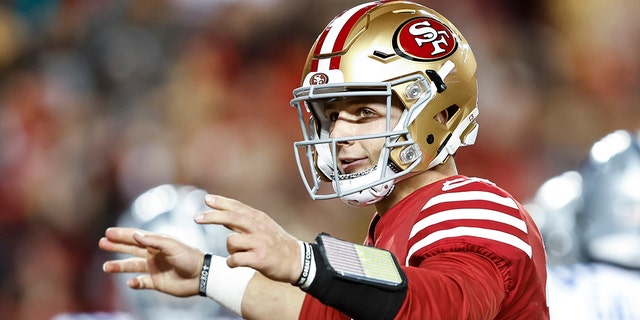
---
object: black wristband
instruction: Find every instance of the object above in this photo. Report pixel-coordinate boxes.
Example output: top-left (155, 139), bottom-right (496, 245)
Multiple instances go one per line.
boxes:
top-left (199, 253), bottom-right (212, 297)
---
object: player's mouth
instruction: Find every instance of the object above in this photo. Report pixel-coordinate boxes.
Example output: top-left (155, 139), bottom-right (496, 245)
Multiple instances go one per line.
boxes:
top-left (340, 157), bottom-right (367, 174)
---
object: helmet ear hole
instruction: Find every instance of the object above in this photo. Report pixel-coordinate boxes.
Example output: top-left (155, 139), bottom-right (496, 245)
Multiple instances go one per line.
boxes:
top-left (432, 105), bottom-right (460, 125)
top-left (445, 105), bottom-right (460, 123)
top-left (433, 111), bottom-right (447, 125)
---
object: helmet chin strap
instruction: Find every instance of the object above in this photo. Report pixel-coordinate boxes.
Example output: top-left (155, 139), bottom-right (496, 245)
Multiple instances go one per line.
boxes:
top-left (339, 181), bottom-right (395, 207)
top-left (339, 166), bottom-right (427, 207)
top-left (337, 164), bottom-right (397, 207)
top-left (336, 145), bottom-right (421, 208)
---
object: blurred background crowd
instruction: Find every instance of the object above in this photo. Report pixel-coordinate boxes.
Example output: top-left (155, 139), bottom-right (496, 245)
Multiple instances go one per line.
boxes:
top-left (0, 0), bottom-right (638, 319)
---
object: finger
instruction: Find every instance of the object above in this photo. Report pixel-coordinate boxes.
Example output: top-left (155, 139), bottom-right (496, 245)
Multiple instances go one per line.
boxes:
top-left (226, 232), bottom-right (256, 254)
top-left (128, 275), bottom-right (155, 290)
top-left (104, 228), bottom-right (153, 246)
top-left (103, 257), bottom-right (149, 274)
top-left (204, 193), bottom-right (241, 208)
top-left (226, 250), bottom-right (255, 269)
top-left (99, 237), bottom-right (150, 258)
top-left (196, 195), bottom-right (258, 232)
top-left (132, 232), bottom-right (180, 253)
top-left (227, 246), bottom-right (300, 284)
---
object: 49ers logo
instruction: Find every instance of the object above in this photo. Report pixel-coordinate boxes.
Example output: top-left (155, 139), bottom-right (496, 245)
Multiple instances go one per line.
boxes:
top-left (393, 17), bottom-right (457, 61)
top-left (309, 73), bottom-right (329, 85)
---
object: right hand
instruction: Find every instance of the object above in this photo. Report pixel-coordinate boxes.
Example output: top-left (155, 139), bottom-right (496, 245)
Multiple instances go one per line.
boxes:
top-left (196, 194), bottom-right (302, 284)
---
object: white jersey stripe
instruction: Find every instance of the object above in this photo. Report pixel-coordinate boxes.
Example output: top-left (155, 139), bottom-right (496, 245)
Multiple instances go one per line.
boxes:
top-left (409, 208), bottom-right (528, 238)
top-left (422, 191), bottom-right (519, 211)
top-left (406, 226), bottom-right (533, 265)
top-left (317, 3), bottom-right (372, 71)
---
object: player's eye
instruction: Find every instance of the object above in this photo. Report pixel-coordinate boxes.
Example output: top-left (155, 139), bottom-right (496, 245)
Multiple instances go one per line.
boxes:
top-left (359, 108), bottom-right (375, 118)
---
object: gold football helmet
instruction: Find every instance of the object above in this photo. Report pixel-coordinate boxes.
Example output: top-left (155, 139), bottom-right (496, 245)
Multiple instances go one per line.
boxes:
top-left (290, 1), bottom-right (479, 206)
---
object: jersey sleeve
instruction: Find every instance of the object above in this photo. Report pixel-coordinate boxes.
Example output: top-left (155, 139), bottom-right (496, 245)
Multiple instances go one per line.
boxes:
top-left (401, 177), bottom-right (546, 319)
top-left (397, 250), bottom-right (506, 319)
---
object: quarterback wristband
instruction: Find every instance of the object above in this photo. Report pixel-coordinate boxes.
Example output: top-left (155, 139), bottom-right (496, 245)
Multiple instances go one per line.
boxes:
top-left (203, 254), bottom-right (256, 316)
top-left (302, 233), bottom-right (408, 320)
top-left (317, 233), bottom-right (406, 290)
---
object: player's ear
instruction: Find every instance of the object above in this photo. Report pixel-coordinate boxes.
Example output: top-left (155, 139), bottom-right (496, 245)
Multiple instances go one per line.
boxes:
top-left (434, 109), bottom-right (448, 124)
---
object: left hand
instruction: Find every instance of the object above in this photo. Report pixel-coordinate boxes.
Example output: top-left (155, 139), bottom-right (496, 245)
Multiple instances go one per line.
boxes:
top-left (99, 228), bottom-right (204, 297)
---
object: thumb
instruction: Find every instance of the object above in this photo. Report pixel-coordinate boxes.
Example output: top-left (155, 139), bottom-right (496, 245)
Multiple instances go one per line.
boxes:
top-left (128, 274), bottom-right (155, 290)
top-left (132, 231), bottom-right (151, 246)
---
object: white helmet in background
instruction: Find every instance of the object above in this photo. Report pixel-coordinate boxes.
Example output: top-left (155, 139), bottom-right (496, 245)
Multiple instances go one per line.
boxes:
top-left (577, 130), bottom-right (640, 269)
top-left (531, 130), bottom-right (640, 269)
top-left (526, 171), bottom-right (584, 266)
top-left (114, 184), bottom-right (239, 320)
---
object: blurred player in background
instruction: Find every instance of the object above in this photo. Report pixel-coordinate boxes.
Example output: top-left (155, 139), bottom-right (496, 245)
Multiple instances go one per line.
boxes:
top-left (99, 1), bottom-right (548, 319)
top-left (56, 184), bottom-right (239, 320)
top-left (528, 130), bottom-right (640, 319)
top-left (112, 184), bottom-right (239, 320)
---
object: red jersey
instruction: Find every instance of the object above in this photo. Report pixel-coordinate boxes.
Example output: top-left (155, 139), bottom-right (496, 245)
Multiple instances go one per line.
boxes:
top-left (299, 175), bottom-right (549, 319)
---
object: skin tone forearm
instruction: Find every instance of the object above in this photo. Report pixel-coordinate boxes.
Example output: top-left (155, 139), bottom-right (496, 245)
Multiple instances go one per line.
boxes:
top-left (99, 194), bottom-right (306, 319)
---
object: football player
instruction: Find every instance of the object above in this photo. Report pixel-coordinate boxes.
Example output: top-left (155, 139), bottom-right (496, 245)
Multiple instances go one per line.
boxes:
top-left (100, 2), bottom-right (549, 319)
top-left (531, 130), bottom-right (640, 319)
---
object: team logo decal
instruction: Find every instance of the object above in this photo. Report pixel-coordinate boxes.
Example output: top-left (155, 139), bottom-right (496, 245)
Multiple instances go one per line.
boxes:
top-left (309, 72), bottom-right (329, 85)
top-left (393, 17), bottom-right (457, 61)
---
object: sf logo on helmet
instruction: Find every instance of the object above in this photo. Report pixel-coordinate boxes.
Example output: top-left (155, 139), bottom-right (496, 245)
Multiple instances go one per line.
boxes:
top-left (310, 73), bottom-right (329, 85)
top-left (394, 17), bottom-right (457, 61)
